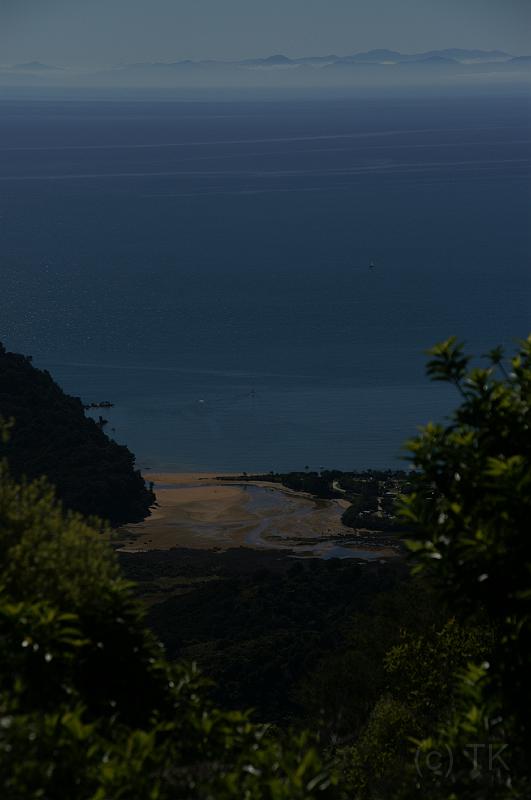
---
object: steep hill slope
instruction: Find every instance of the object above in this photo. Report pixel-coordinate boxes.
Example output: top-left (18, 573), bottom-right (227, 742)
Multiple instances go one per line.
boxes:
top-left (0, 343), bottom-right (154, 524)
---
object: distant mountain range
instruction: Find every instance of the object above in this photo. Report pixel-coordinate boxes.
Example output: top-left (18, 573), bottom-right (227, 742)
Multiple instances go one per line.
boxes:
top-left (1, 49), bottom-right (530, 88)
top-left (9, 61), bottom-right (64, 72)
top-left (100, 48), bottom-right (522, 74)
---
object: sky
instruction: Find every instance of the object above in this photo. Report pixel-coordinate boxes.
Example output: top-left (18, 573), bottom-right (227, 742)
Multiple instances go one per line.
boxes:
top-left (1, 0), bottom-right (530, 67)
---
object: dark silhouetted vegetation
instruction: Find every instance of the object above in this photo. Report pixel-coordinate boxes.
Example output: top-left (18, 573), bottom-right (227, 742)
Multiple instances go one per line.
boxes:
top-left (0, 432), bottom-right (335, 799)
top-left (139, 556), bottom-right (410, 724)
top-left (2, 335), bottom-right (530, 797)
top-left (0, 342), bottom-right (154, 525)
top-left (337, 336), bottom-right (531, 798)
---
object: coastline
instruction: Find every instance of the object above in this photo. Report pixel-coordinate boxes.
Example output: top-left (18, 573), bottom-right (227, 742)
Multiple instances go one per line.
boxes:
top-left (117, 472), bottom-right (400, 560)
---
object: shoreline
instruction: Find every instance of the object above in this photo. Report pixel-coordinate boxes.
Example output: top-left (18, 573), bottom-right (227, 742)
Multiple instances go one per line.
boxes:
top-left (117, 471), bottom-right (400, 560)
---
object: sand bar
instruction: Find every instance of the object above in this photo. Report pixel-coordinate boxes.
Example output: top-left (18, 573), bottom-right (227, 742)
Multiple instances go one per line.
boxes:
top-left (118, 472), bottom-right (398, 559)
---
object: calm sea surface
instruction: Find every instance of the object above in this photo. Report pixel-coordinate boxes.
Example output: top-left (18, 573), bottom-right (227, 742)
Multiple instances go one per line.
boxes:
top-left (1, 94), bottom-right (530, 471)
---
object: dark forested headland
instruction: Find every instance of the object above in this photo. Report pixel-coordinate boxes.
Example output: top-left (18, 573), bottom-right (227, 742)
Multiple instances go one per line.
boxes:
top-left (0, 342), bottom-right (154, 525)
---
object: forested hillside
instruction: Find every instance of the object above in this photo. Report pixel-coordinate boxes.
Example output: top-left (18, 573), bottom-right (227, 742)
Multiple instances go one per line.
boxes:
top-left (0, 342), bottom-right (154, 525)
top-left (0, 444), bottom-right (331, 798)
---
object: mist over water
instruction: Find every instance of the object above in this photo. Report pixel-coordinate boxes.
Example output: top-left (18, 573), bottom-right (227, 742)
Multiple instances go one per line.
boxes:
top-left (1, 94), bottom-right (530, 471)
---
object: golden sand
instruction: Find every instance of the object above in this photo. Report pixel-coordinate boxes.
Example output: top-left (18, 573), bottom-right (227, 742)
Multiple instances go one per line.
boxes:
top-left (117, 472), bottom-right (396, 559)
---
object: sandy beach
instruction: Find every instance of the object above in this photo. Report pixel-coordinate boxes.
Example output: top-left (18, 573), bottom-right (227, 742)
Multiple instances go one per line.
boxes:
top-left (118, 473), bottom-right (399, 559)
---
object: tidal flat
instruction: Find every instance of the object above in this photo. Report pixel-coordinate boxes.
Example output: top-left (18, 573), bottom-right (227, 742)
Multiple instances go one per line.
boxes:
top-left (118, 473), bottom-right (400, 559)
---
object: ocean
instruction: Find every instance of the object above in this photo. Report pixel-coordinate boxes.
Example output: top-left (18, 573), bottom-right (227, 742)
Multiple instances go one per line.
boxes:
top-left (1, 92), bottom-right (530, 471)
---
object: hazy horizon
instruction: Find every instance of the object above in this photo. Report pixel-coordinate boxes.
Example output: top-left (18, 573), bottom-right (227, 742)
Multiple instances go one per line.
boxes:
top-left (2, 0), bottom-right (530, 69)
top-left (1, 46), bottom-right (528, 70)
top-left (2, 49), bottom-right (531, 95)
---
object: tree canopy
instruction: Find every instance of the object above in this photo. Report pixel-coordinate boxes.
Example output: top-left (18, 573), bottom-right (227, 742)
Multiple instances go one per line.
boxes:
top-left (0, 437), bottom-right (335, 799)
top-left (2, 334), bottom-right (530, 798)
top-left (342, 336), bottom-right (531, 799)
top-left (399, 335), bottom-right (531, 798)
top-left (0, 343), bottom-right (154, 525)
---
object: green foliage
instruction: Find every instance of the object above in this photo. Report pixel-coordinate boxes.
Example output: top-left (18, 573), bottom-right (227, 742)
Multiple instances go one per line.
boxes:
top-left (402, 336), bottom-right (531, 614)
top-left (342, 696), bottom-right (419, 800)
top-left (396, 335), bottom-right (531, 798)
top-left (338, 337), bottom-right (531, 798)
top-left (293, 577), bottom-right (440, 742)
top-left (0, 343), bottom-right (154, 524)
top-left (411, 662), bottom-right (515, 800)
top-left (383, 619), bottom-right (493, 720)
top-left (3, 332), bottom-right (531, 797)
top-left (0, 455), bottom-right (335, 798)
top-left (340, 619), bottom-right (492, 799)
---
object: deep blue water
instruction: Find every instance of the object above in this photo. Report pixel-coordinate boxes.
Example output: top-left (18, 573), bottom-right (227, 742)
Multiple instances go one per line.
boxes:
top-left (1, 94), bottom-right (530, 471)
